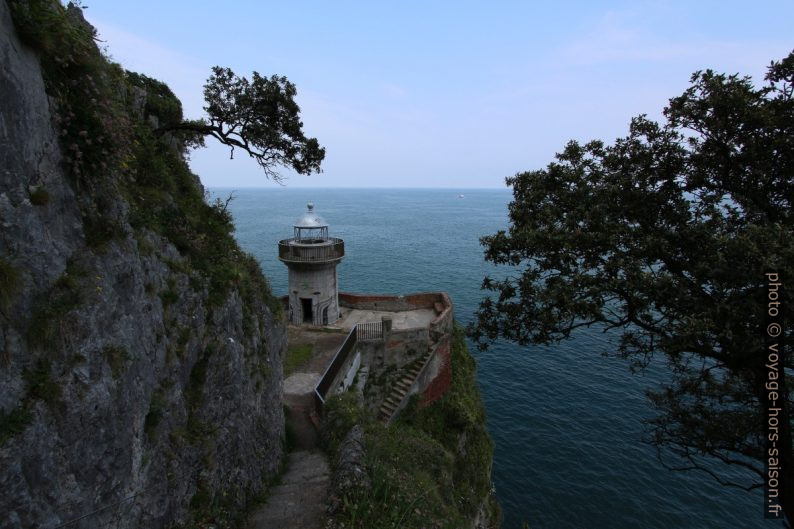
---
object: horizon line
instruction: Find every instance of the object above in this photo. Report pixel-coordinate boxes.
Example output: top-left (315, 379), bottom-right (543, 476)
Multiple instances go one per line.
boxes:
top-left (205, 185), bottom-right (512, 190)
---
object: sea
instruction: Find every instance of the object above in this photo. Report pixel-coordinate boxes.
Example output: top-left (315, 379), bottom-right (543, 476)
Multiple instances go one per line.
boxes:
top-left (210, 187), bottom-right (774, 529)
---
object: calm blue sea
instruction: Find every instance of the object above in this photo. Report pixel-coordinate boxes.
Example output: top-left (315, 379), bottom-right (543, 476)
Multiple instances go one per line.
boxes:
top-left (211, 187), bottom-right (772, 529)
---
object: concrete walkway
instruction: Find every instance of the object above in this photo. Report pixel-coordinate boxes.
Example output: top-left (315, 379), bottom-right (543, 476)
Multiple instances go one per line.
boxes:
top-left (248, 451), bottom-right (330, 529)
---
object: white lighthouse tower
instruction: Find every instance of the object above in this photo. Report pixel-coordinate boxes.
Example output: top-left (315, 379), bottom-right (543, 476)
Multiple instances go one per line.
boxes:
top-left (278, 202), bottom-right (345, 325)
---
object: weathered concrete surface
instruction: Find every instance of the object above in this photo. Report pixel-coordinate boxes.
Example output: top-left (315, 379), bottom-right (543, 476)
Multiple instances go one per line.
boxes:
top-left (284, 372), bottom-right (322, 397)
top-left (282, 326), bottom-right (347, 451)
top-left (287, 325), bottom-right (347, 373)
top-left (286, 260), bottom-right (341, 325)
top-left (335, 307), bottom-right (436, 330)
top-left (248, 451), bottom-right (329, 529)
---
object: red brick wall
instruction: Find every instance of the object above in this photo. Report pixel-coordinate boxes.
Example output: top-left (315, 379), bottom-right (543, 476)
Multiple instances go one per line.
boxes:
top-left (338, 292), bottom-right (399, 305)
top-left (421, 340), bottom-right (452, 407)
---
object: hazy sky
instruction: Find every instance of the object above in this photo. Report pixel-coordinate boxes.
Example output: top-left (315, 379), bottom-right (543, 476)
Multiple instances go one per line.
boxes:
top-left (84, 1), bottom-right (793, 189)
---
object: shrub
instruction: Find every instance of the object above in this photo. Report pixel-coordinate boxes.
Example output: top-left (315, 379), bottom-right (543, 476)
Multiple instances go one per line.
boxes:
top-left (29, 186), bottom-right (50, 205)
top-left (102, 345), bottom-right (129, 379)
top-left (0, 406), bottom-right (32, 447)
top-left (0, 259), bottom-right (20, 311)
top-left (23, 359), bottom-right (61, 408)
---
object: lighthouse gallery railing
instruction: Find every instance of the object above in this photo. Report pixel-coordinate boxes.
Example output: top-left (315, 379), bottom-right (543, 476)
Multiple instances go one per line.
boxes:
top-left (278, 238), bottom-right (344, 262)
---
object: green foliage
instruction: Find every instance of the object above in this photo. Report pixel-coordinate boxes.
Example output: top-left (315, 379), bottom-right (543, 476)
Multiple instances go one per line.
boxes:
top-left (179, 346), bottom-right (212, 443)
top-left (29, 186), bottom-right (50, 205)
top-left (27, 263), bottom-right (84, 350)
top-left (284, 343), bottom-right (313, 376)
top-left (121, 115), bottom-right (280, 315)
top-left (125, 71), bottom-right (183, 127)
top-left (8, 1), bottom-right (285, 330)
top-left (322, 392), bottom-right (370, 458)
top-left (472, 52), bottom-right (794, 514)
top-left (144, 388), bottom-right (166, 441)
top-left (8, 0), bottom-right (130, 185)
top-left (163, 66), bottom-right (325, 182)
top-left (102, 345), bottom-right (129, 380)
top-left (82, 212), bottom-right (125, 249)
top-left (0, 406), bottom-right (33, 447)
top-left (399, 326), bottom-right (496, 518)
top-left (23, 359), bottom-right (61, 407)
top-left (159, 278), bottom-right (179, 308)
top-left (0, 258), bottom-right (20, 311)
top-left (338, 426), bottom-right (464, 529)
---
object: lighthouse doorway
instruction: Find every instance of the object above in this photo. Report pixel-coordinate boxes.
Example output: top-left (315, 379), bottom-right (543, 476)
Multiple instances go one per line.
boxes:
top-left (301, 298), bottom-right (313, 323)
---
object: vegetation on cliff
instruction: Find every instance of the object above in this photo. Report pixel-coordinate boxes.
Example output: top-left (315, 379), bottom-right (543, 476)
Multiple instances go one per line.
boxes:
top-left (322, 325), bottom-right (500, 529)
top-left (8, 0), bottom-right (283, 316)
top-left (2, 1), bottom-right (288, 527)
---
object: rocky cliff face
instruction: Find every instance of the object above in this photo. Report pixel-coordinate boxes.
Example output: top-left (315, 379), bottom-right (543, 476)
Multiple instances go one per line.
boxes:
top-left (0, 2), bottom-right (285, 527)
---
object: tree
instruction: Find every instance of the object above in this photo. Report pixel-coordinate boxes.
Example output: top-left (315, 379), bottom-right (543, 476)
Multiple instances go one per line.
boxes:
top-left (162, 66), bottom-right (325, 182)
top-left (470, 52), bottom-right (794, 522)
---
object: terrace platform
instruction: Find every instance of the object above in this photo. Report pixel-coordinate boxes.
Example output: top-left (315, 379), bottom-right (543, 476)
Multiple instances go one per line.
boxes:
top-left (333, 307), bottom-right (436, 331)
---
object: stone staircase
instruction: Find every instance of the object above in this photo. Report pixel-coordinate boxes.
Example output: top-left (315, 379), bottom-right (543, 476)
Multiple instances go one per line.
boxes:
top-left (377, 350), bottom-right (432, 422)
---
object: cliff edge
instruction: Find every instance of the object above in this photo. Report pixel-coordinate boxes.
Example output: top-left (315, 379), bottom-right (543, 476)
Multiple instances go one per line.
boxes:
top-left (0, 2), bottom-right (285, 527)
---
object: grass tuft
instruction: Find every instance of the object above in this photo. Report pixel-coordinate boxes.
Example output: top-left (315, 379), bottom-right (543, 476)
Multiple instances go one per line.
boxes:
top-left (102, 345), bottom-right (129, 379)
top-left (23, 359), bottom-right (61, 408)
top-left (29, 186), bottom-right (50, 205)
top-left (0, 259), bottom-right (20, 311)
top-left (284, 343), bottom-right (313, 376)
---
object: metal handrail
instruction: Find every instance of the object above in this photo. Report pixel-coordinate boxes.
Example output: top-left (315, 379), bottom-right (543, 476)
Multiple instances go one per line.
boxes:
top-left (313, 321), bottom-right (385, 415)
top-left (314, 326), bottom-right (357, 410)
top-left (278, 238), bottom-right (344, 263)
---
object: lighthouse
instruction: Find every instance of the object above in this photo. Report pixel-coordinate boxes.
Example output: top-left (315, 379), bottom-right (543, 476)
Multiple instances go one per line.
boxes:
top-left (278, 202), bottom-right (345, 325)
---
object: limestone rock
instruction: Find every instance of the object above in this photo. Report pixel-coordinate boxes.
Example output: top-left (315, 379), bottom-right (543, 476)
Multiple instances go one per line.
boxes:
top-left (327, 424), bottom-right (370, 515)
top-left (0, 2), bottom-right (286, 527)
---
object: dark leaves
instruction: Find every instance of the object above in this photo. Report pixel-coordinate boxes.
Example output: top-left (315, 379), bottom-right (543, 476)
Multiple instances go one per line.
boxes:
top-left (471, 51), bottom-right (794, 495)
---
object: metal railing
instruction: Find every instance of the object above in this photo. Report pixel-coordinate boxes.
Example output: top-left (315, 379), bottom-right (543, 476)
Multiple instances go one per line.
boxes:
top-left (356, 321), bottom-right (383, 341)
top-left (314, 326), bottom-right (357, 412)
top-left (278, 238), bottom-right (344, 263)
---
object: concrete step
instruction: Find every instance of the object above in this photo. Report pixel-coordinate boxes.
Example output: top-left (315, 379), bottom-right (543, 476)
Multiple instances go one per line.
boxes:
top-left (395, 379), bottom-right (412, 390)
top-left (380, 399), bottom-right (397, 411)
top-left (384, 396), bottom-right (399, 407)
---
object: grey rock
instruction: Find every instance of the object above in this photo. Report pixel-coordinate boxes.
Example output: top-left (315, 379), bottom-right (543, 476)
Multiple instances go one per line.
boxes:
top-left (0, 2), bottom-right (286, 528)
top-left (326, 424), bottom-right (369, 515)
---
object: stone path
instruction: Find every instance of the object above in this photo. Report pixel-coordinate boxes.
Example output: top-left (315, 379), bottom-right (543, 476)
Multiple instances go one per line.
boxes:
top-left (249, 325), bottom-right (340, 528)
top-left (248, 450), bottom-right (330, 529)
